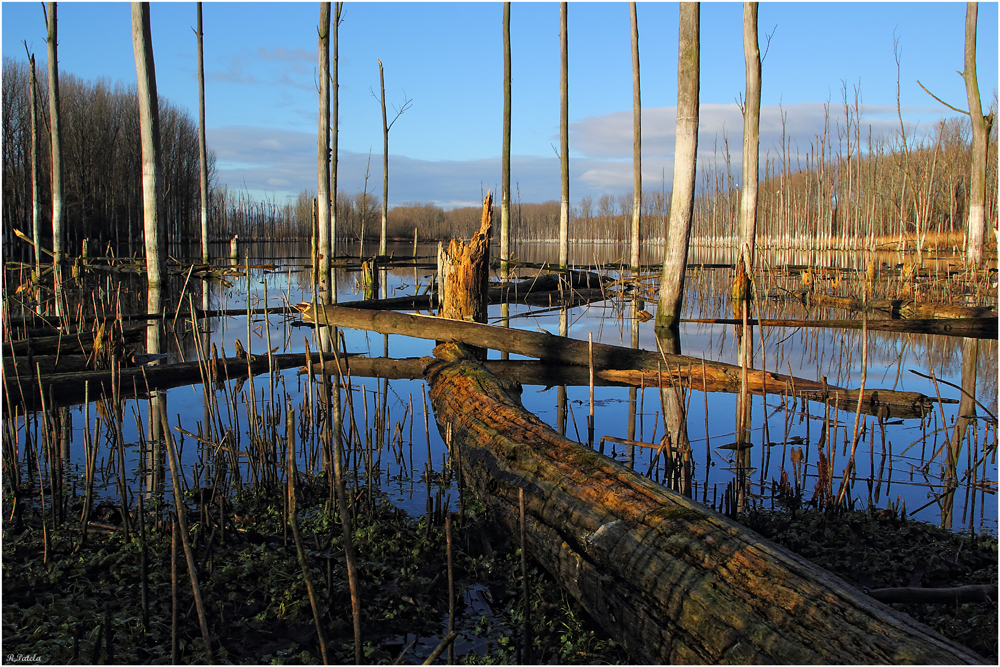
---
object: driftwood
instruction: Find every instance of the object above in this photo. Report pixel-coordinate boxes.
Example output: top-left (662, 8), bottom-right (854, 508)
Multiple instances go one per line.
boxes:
top-left (801, 292), bottom-right (997, 320)
top-left (299, 303), bottom-right (942, 418)
top-left (423, 342), bottom-right (984, 664)
top-left (683, 316), bottom-right (998, 339)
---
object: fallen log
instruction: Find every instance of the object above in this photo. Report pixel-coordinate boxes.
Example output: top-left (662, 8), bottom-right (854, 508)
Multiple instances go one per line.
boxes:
top-left (423, 342), bottom-right (983, 664)
top-left (3, 325), bottom-right (149, 358)
top-left (866, 585), bottom-right (997, 605)
top-left (299, 303), bottom-right (940, 418)
top-left (682, 316), bottom-right (998, 339)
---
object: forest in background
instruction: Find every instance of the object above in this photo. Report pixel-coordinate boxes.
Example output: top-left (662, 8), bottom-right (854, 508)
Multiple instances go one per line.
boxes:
top-left (2, 55), bottom-right (996, 256)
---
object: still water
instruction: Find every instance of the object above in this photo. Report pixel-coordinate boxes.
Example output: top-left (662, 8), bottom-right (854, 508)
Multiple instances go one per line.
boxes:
top-left (19, 241), bottom-right (997, 532)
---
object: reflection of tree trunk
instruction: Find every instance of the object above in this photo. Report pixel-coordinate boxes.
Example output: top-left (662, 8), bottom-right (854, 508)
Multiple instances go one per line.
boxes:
top-left (943, 337), bottom-right (979, 528)
top-left (558, 305), bottom-right (569, 435)
top-left (558, 2), bottom-right (569, 269)
top-left (656, 328), bottom-right (691, 496)
top-left (655, 2), bottom-right (699, 328)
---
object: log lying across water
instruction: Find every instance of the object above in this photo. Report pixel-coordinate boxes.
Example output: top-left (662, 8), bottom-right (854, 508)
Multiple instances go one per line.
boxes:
top-left (299, 303), bottom-right (942, 418)
top-left (684, 316), bottom-right (998, 339)
top-left (423, 342), bottom-right (983, 665)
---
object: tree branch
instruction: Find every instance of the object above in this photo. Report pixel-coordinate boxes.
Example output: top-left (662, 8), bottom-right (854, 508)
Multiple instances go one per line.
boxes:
top-left (917, 80), bottom-right (969, 116)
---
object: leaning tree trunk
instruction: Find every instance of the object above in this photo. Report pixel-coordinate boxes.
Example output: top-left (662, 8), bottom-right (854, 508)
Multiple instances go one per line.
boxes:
top-left (655, 2), bottom-right (700, 328)
top-left (629, 2), bottom-right (642, 274)
top-left (195, 3), bottom-right (209, 264)
top-left (962, 1), bottom-right (993, 267)
top-left (558, 2), bottom-right (569, 270)
top-left (424, 342), bottom-right (984, 665)
top-left (45, 2), bottom-right (65, 316)
top-left (317, 3), bottom-right (332, 288)
top-left (131, 2), bottom-right (166, 293)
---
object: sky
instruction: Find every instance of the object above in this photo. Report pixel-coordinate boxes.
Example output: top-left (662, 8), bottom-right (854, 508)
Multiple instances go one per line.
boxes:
top-left (2, 1), bottom-right (997, 210)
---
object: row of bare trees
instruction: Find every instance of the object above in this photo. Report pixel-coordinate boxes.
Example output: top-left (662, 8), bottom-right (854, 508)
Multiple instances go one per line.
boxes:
top-left (1, 55), bottom-right (212, 256)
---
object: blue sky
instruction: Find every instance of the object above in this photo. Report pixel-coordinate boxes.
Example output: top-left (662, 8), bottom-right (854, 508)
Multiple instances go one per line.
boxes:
top-left (3, 1), bottom-right (997, 209)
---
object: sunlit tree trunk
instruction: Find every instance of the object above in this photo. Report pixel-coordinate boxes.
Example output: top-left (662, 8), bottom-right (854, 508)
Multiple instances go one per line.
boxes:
top-left (379, 59), bottom-right (389, 256)
top-left (738, 2), bottom-right (760, 277)
top-left (962, 2), bottom-right (993, 267)
top-left (558, 2), bottom-right (569, 269)
top-left (45, 2), bottom-right (65, 315)
top-left (195, 2), bottom-right (209, 264)
top-left (655, 2), bottom-right (700, 329)
top-left (317, 3), bottom-right (332, 288)
top-left (501, 2), bottom-right (512, 280)
top-left (131, 2), bottom-right (166, 295)
top-left (28, 53), bottom-right (42, 279)
top-left (331, 3), bottom-right (343, 268)
top-left (629, 2), bottom-right (642, 274)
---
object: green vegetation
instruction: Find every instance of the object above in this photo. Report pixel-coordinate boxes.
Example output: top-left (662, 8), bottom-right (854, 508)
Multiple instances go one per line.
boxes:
top-left (3, 474), bottom-right (995, 664)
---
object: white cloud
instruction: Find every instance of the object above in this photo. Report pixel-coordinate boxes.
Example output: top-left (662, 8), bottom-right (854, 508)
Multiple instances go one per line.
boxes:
top-left (207, 102), bottom-right (953, 207)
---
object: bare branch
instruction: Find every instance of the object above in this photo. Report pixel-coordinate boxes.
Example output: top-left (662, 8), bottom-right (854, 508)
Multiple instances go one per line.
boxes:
top-left (916, 79), bottom-right (969, 116)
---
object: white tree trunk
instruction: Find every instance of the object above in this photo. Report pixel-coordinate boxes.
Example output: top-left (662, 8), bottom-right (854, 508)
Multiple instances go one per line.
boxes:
top-left (46, 2), bottom-right (65, 315)
top-left (196, 2), bottom-right (209, 264)
top-left (131, 2), bottom-right (166, 294)
top-left (629, 2), bottom-right (642, 274)
top-left (558, 2), bottom-right (569, 269)
top-left (655, 2), bottom-right (700, 329)
top-left (962, 2), bottom-right (992, 267)
top-left (317, 3), bottom-right (332, 286)
top-left (738, 2), bottom-right (761, 274)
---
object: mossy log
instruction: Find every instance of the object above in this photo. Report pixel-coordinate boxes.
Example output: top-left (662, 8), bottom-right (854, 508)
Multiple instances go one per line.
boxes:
top-left (298, 304), bottom-right (940, 418)
top-left (423, 342), bottom-right (984, 665)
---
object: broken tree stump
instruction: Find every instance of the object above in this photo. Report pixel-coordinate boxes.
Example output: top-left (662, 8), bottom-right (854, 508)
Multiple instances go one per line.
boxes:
top-left (423, 342), bottom-right (983, 665)
top-left (439, 191), bottom-right (493, 323)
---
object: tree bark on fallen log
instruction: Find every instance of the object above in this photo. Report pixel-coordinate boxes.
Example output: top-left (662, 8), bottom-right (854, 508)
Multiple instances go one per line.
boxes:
top-left (683, 316), bottom-right (998, 339)
top-left (423, 342), bottom-right (984, 664)
top-left (299, 303), bottom-right (940, 418)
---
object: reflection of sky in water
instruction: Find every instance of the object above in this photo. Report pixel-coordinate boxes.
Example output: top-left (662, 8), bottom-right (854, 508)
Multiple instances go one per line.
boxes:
top-left (37, 242), bottom-right (998, 532)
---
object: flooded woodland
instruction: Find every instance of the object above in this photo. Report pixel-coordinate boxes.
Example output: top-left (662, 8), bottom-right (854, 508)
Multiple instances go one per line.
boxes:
top-left (3, 234), bottom-right (998, 663)
top-left (3, 1), bottom-right (998, 664)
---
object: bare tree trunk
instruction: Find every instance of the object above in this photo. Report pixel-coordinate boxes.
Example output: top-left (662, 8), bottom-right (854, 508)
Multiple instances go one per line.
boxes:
top-left (501, 2), bottom-right (512, 280)
top-left (317, 3), bottom-right (332, 287)
top-left (28, 52), bottom-right (42, 279)
top-left (738, 2), bottom-right (760, 276)
top-left (45, 2), bottom-right (65, 315)
top-left (195, 2), bottom-right (209, 264)
top-left (558, 2), bottom-right (569, 269)
top-left (655, 2), bottom-right (700, 329)
top-left (331, 3), bottom-right (343, 265)
top-left (962, 2), bottom-right (993, 267)
top-left (629, 3), bottom-right (642, 274)
top-left (131, 2), bottom-right (166, 293)
top-left (379, 59), bottom-right (389, 256)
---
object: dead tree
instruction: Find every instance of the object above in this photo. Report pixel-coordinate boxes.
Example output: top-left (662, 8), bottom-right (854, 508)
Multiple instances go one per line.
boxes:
top-left (558, 2), bottom-right (570, 269)
top-left (195, 3), bottom-right (209, 264)
top-left (131, 2), bottom-right (166, 296)
top-left (44, 2), bottom-right (65, 314)
top-left (424, 342), bottom-right (983, 665)
top-left (317, 3), bottom-right (332, 288)
top-left (655, 2), bottom-right (700, 328)
top-left (629, 2), bottom-right (642, 274)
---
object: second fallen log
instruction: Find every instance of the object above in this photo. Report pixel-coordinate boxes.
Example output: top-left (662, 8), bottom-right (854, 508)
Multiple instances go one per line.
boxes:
top-left (423, 342), bottom-right (983, 664)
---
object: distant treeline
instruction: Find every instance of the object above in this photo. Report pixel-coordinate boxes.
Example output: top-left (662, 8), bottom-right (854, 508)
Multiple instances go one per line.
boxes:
top-left (2, 56), bottom-right (211, 253)
top-left (3, 54), bottom-right (995, 257)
